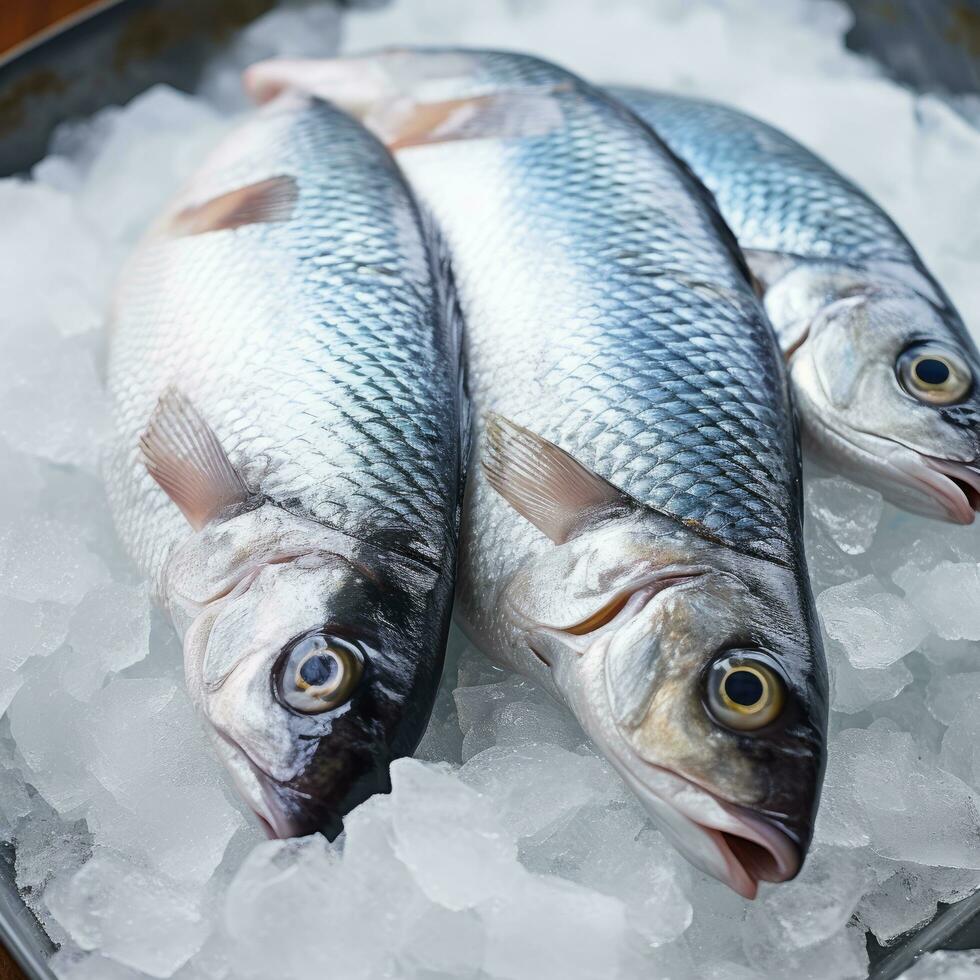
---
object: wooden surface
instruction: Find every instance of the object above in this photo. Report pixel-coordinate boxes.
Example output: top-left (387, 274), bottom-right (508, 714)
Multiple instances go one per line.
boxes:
top-left (0, 948), bottom-right (24, 980)
top-left (0, 0), bottom-right (104, 54)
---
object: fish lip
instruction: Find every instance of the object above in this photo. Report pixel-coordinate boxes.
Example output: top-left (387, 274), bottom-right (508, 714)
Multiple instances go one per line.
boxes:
top-left (609, 748), bottom-right (801, 900)
top-left (802, 409), bottom-right (978, 524)
top-left (918, 455), bottom-right (980, 523)
top-left (211, 726), bottom-right (316, 838)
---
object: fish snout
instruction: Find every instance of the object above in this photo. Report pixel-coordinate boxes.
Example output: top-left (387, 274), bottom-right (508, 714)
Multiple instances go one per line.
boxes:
top-left (707, 804), bottom-right (803, 900)
top-left (921, 455), bottom-right (980, 522)
top-left (252, 771), bottom-right (350, 841)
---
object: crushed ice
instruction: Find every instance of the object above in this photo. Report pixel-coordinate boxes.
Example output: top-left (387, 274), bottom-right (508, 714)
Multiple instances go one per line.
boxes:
top-left (1, 1), bottom-right (979, 977)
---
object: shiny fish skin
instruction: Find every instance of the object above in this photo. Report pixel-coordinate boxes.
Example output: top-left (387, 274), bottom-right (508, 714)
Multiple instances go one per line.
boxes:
top-left (245, 50), bottom-right (829, 897)
top-left (108, 100), bottom-right (462, 583)
top-left (105, 96), bottom-right (464, 838)
top-left (612, 89), bottom-right (980, 523)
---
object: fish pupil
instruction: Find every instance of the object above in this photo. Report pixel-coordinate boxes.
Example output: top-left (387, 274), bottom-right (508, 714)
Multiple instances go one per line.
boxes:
top-left (299, 654), bottom-right (337, 688)
top-left (724, 670), bottom-right (764, 707)
top-left (915, 358), bottom-right (950, 386)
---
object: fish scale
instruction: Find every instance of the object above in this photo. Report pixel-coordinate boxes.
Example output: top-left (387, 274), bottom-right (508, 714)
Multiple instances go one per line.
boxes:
top-left (612, 90), bottom-right (918, 267)
top-left (241, 47), bottom-right (826, 890)
top-left (609, 88), bottom-right (980, 525)
top-left (394, 52), bottom-right (802, 574)
top-left (106, 97), bottom-right (463, 586)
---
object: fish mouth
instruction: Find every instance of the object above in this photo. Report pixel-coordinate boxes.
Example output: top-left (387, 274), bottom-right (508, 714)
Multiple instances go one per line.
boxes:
top-left (211, 728), bottom-right (340, 840)
top-left (802, 410), bottom-right (980, 524)
top-left (917, 455), bottom-right (980, 523)
top-left (612, 752), bottom-right (801, 899)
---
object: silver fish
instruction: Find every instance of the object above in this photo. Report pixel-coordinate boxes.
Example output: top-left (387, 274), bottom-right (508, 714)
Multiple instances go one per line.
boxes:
top-left (247, 50), bottom-right (828, 898)
top-left (612, 88), bottom-right (980, 523)
top-left (105, 95), bottom-right (465, 839)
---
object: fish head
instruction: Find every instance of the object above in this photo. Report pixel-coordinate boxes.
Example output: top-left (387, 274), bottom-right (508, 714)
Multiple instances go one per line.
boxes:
top-left (777, 268), bottom-right (980, 522)
top-left (501, 516), bottom-right (827, 899)
top-left (176, 533), bottom-right (441, 840)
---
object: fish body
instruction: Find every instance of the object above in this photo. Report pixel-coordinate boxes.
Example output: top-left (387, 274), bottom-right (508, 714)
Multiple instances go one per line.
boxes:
top-left (105, 96), bottom-right (464, 838)
top-left (247, 50), bottom-right (828, 898)
top-left (611, 89), bottom-right (980, 522)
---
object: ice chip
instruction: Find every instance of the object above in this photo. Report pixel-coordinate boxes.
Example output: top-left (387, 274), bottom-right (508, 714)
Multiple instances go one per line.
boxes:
top-left (46, 851), bottom-right (209, 978)
top-left (459, 742), bottom-right (619, 842)
top-left (900, 950), bottom-right (980, 980)
top-left (857, 866), bottom-right (944, 944)
top-left (830, 649), bottom-right (912, 714)
top-left (389, 759), bottom-right (518, 910)
top-left (926, 670), bottom-right (980, 725)
top-left (0, 325), bottom-right (109, 469)
top-left (806, 476), bottom-right (883, 555)
top-left (894, 561), bottom-right (980, 641)
top-left (0, 515), bottom-right (109, 605)
top-left (61, 583), bottom-right (150, 698)
top-left (84, 677), bottom-right (243, 882)
top-left (817, 575), bottom-right (927, 668)
top-left (481, 874), bottom-right (628, 980)
top-left (743, 846), bottom-right (870, 951)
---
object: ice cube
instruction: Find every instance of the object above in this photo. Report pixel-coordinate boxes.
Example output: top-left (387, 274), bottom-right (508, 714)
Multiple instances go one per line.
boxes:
top-left (0, 181), bottom-right (108, 339)
top-left (46, 850), bottom-right (209, 978)
top-left (0, 595), bottom-right (71, 714)
top-left (857, 866), bottom-right (944, 944)
top-left (49, 950), bottom-right (145, 980)
top-left (0, 515), bottom-right (109, 605)
top-left (741, 919), bottom-right (869, 980)
top-left (14, 801), bottom-right (91, 929)
top-left (833, 727), bottom-right (980, 868)
top-left (817, 575), bottom-right (927, 668)
top-left (926, 670), bottom-right (980, 725)
top-left (0, 325), bottom-right (109, 470)
top-left (806, 476), bottom-right (883, 555)
top-left (388, 759), bottom-right (518, 910)
top-left (939, 700), bottom-right (980, 787)
top-left (743, 846), bottom-right (870, 951)
top-left (480, 873), bottom-right (627, 980)
top-left (7, 666), bottom-right (100, 815)
top-left (459, 742), bottom-right (620, 843)
top-left (899, 950), bottom-right (980, 980)
top-left (59, 583), bottom-right (150, 699)
top-left (83, 677), bottom-right (244, 882)
top-left (894, 561), bottom-right (980, 641)
top-left (829, 646), bottom-right (913, 714)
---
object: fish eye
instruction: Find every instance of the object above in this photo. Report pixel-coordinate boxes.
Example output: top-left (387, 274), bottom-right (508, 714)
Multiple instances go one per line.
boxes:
top-left (705, 651), bottom-right (786, 732)
top-left (897, 343), bottom-right (972, 405)
top-left (275, 632), bottom-right (363, 715)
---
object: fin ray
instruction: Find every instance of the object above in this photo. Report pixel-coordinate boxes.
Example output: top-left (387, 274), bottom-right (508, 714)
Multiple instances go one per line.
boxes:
top-left (167, 175), bottom-right (298, 237)
top-left (140, 388), bottom-right (250, 531)
top-left (482, 414), bottom-right (625, 544)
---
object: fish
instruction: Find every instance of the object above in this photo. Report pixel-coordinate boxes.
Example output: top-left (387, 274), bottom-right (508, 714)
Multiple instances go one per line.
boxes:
top-left (610, 88), bottom-right (980, 524)
top-left (245, 49), bottom-right (829, 898)
top-left (104, 93), bottom-right (465, 840)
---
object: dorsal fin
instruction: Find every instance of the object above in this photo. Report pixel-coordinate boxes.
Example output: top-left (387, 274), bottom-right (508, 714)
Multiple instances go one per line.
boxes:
top-left (140, 387), bottom-right (251, 531)
top-left (375, 88), bottom-right (567, 151)
top-left (482, 413), bottom-right (627, 544)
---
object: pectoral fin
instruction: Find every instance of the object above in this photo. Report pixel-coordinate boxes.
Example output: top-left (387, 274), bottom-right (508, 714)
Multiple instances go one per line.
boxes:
top-left (140, 388), bottom-right (251, 531)
top-left (482, 413), bottom-right (627, 544)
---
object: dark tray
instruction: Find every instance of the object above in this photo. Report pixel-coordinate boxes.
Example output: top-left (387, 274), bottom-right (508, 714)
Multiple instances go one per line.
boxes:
top-left (0, 1), bottom-right (978, 977)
